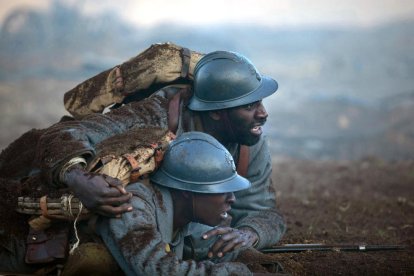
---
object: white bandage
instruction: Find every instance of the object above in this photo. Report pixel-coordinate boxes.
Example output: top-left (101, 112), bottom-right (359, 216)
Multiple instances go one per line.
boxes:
top-left (59, 157), bottom-right (87, 183)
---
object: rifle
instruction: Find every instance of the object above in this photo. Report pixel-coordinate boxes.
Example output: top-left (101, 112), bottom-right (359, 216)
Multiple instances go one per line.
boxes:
top-left (261, 243), bottom-right (406, 253)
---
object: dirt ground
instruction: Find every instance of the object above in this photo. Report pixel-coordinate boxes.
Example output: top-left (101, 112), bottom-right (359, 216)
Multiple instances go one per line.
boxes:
top-left (252, 157), bottom-right (414, 275)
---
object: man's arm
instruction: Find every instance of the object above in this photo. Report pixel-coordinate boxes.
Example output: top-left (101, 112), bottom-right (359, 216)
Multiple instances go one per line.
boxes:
top-left (36, 93), bottom-right (169, 185)
top-left (34, 93), bottom-right (169, 215)
top-left (64, 43), bottom-right (203, 119)
top-left (231, 135), bottom-right (286, 249)
top-left (97, 183), bottom-right (252, 276)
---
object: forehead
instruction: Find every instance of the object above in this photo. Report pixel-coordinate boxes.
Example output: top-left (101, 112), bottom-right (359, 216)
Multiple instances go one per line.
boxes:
top-left (194, 192), bottom-right (227, 200)
top-left (230, 100), bottom-right (262, 110)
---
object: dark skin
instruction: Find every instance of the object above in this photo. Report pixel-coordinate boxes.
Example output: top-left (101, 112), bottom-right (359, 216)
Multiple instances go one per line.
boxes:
top-left (64, 100), bottom-right (268, 252)
top-left (64, 164), bottom-right (133, 217)
top-left (200, 100), bottom-right (268, 146)
top-left (170, 190), bottom-right (236, 231)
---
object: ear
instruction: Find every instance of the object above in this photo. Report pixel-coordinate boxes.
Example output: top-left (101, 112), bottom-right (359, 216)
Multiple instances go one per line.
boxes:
top-left (208, 110), bottom-right (221, 121)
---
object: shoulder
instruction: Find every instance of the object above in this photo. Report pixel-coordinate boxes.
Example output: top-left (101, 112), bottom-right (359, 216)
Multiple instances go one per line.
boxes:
top-left (126, 181), bottom-right (170, 208)
top-left (126, 181), bottom-right (156, 202)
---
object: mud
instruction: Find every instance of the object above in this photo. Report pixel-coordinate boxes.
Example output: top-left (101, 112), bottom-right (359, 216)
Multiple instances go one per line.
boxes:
top-left (95, 127), bottom-right (168, 157)
top-left (118, 225), bottom-right (156, 257)
top-left (37, 93), bottom-right (169, 185)
top-left (63, 43), bottom-right (203, 119)
top-left (244, 158), bottom-right (414, 275)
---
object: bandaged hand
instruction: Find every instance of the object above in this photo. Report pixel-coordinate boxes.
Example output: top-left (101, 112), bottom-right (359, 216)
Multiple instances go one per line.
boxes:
top-left (64, 165), bottom-right (132, 217)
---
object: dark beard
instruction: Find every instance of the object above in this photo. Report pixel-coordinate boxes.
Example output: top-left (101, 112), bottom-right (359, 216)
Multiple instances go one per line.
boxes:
top-left (236, 131), bottom-right (261, 146)
top-left (225, 121), bottom-right (264, 146)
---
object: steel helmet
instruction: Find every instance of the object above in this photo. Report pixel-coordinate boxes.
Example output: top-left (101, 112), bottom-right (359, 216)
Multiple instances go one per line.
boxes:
top-left (150, 132), bottom-right (250, 193)
top-left (188, 51), bottom-right (278, 111)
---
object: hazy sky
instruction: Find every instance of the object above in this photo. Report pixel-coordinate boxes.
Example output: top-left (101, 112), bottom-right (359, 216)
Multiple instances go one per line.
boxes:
top-left (1, 0), bottom-right (414, 27)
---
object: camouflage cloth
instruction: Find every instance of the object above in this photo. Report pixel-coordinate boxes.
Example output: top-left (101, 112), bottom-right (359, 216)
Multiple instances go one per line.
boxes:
top-left (64, 42), bottom-right (204, 119)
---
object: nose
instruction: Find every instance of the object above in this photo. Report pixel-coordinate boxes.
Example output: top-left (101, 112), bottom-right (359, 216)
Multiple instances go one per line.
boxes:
top-left (226, 192), bottom-right (236, 204)
top-left (256, 101), bottom-right (268, 120)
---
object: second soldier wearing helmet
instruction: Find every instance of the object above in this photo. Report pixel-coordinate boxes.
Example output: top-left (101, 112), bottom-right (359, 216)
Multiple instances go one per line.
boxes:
top-left (97, 132), bottom-right (253, 275)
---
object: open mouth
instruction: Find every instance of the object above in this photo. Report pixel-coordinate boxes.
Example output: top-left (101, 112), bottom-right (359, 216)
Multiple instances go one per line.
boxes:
top-left (250, 125), bottom-right (263, 136)
top-left (220, 211), bottom-right (228, 219)
top-left (220, 207), bottom-right (232, 219)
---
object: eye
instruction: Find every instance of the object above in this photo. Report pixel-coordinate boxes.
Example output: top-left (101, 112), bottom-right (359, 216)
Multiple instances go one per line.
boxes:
top-left (244, 104), bottom-right (254, 110)
top-left (242, 101), bottom-right (260, 111)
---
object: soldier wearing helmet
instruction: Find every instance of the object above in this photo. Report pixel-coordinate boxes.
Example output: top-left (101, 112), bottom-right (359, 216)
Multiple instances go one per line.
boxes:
top-left (32, 47), bottom-right (285, 265)
top-left (96, 132), bottom-right (253, 275)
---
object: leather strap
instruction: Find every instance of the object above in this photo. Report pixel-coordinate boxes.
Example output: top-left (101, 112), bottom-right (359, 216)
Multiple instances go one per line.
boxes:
top-left (113, 66), bottom-right (124, 94)
top-left (168, 91), bottom-right (182, 133)
top-left (123, 154), bottom-right (140, 170)
top-left (236, 145), bottom-right (249, 177)
top-left (180, 48), bottom-right (191, 78)
top-left (39, 196), bottom-right (49, 218)
top-left (39, 196), bottom-right (66, 220)
top-left (124, 154), bottom-right (141, 183)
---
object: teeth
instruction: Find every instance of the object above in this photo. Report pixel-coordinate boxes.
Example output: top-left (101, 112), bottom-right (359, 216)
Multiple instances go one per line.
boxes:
top-left (221, 212), bottom-right (228, 218)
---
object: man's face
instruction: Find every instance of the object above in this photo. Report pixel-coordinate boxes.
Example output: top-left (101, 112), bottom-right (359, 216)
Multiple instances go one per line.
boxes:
top-left (225, 100), bottom-right (268, 146)
top-left (193, 192), bottom-right (235, 226)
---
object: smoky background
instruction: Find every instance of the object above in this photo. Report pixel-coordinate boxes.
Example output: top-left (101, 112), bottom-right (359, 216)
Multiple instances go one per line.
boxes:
top-left (0, 0), bottom-right (413, 160)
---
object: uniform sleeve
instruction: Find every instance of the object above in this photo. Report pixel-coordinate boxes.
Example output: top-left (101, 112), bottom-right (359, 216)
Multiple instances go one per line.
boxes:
top-left (231, 136), bottom-right (286, 249)
top-left (97, 183), bottom-right (252, 276)
top-left (34, 94), bottom-right (169, 187)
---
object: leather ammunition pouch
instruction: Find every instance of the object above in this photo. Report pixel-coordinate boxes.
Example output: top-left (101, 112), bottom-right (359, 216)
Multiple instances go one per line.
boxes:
top-left (25, 224), bottom-right (69, 264)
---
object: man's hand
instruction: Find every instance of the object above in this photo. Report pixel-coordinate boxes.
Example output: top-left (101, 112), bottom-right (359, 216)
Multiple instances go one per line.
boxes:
top-left (202, 226), bottom-right (259, 258)
top-left (64, 166), bottom-right (133, 217)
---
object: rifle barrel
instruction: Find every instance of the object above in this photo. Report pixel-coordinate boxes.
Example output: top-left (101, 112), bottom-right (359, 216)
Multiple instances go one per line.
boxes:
top-left (261, 244), bottom-right (406, 253)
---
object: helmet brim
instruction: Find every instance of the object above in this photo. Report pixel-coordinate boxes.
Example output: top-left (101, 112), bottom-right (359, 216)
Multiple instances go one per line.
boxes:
top-left (151, 168), bottom-right (251, 194)
top-left (188, 76), bottom-right (278, 111)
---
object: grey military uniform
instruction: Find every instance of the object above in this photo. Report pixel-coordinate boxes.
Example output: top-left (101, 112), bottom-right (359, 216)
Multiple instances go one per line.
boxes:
top-left (35, 86), bottom-right (285, 253)
top-left (97, 182), bottom-right (252, 276)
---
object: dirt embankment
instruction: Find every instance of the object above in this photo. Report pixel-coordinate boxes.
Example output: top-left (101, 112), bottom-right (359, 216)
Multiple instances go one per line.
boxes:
top-left (253, 158), bottom-right (414, 275)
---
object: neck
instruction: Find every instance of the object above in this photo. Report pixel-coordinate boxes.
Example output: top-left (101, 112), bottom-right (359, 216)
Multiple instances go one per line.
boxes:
top-left (170, 190), bottom-right (192, 232)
